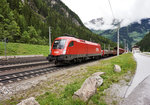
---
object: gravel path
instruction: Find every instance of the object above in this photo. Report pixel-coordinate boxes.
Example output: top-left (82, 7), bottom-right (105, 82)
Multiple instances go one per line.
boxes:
top-left (122, 75), bottom-right (150, 105)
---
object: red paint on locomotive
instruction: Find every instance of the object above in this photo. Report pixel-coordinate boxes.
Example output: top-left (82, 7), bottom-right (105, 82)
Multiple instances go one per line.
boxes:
top-left (47, 36), bottom-right (125, 64)
top-left (47, 36), bottom-right (102, 64)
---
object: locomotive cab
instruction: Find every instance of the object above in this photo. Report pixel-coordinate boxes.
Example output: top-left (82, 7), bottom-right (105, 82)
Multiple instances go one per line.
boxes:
top-left (47, 38), bottom-right (68, 62)
top-left (47, 37), bottom-right (76, 64)
top-left (51, 39), bottom-right (67, 56)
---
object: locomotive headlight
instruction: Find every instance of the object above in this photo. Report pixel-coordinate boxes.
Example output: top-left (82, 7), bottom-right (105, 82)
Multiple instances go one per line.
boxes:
top-left (62, 50), bottom-right (66, 55)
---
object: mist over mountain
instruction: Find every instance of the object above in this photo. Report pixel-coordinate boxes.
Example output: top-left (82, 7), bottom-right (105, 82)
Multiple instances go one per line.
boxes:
top-left (85, 18), bottom-right (150, 48)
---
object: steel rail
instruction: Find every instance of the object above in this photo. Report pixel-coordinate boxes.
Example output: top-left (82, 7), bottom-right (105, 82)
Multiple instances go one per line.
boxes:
top-left (0, 61), bottom-right (51, 72)
top-left (0, 66), bottom-right (61, 85)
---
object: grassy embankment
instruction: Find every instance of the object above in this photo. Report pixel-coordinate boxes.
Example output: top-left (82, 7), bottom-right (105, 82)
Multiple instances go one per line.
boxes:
top-left (1, 53), bottom-right (136, 105)
top-left (36, 53), bottom-right (136, 105)
top-left (0, 42), bottom-right (49, 56)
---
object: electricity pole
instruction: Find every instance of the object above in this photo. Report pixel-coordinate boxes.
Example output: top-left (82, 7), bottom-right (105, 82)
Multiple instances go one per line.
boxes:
top-left (49, 27), bottom-right (51, 54)
top-left (124, 39), bottom-right (126, 53)
top-left (108, 44), bottom-right (110, 51)
top-left (127, 43), bottom-right (128, 53)
top-left (117, 22), bottom-right (120, 56)
top-left (126, 26), bottom-right (129, 53)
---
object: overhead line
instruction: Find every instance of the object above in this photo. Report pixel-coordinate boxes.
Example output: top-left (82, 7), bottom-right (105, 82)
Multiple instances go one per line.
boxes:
top-left (107, 0), bottom-right (115, 19)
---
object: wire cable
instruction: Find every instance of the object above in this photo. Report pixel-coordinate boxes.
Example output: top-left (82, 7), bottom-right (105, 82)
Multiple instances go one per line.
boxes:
top-left (107, 0), bottom-right (115, 19)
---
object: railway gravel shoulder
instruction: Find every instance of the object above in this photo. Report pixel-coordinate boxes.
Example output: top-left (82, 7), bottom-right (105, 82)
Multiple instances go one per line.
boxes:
top-left (0, 59), bottom-right (103, 102)
top-left (0, 66), bottom-right (60, 86)
top-left (0, 56), bottom-right (116, 102)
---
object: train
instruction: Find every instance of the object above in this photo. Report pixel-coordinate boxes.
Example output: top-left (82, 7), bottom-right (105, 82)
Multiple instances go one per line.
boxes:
top-left (47, 36), bottom-right (125, 65)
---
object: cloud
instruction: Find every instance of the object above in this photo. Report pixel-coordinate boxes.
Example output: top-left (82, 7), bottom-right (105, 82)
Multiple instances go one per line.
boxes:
top-left (61, 0), bottom-right (150, 27)
top-left (132, 0), bottom-right (150, 19)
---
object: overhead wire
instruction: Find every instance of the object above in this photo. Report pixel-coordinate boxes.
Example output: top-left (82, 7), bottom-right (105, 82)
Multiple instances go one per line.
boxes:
top-left (107, 0), bottom-right (115, 19)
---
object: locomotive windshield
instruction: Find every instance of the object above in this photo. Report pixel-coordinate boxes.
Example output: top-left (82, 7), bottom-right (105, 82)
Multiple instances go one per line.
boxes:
top-left (53, 39), bottom-right (66, 49)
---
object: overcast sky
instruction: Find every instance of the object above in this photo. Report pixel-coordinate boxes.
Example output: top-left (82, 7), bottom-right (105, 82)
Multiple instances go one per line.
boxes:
top-left (61, 0), bottom-right (150, 26)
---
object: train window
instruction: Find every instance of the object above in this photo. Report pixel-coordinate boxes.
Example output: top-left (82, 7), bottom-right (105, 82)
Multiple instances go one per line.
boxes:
top-left (69, 41), bottom-right (74, 47)
top-left (53, 39), bottom-right (66, 49)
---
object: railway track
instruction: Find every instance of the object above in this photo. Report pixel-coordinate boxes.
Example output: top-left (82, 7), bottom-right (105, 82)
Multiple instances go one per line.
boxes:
top-left (0, 59), bottom-right (93, 86)
top-left (0, 66), bottom-right (62, 86)
top-left (0, 56), bottom-right (114, 86)
top-left (0, 56), bottom-right (47, 66)
top-left (0, 61), bottom-right (51, 72)
top-left (0, 56), bottom-right (57, 85)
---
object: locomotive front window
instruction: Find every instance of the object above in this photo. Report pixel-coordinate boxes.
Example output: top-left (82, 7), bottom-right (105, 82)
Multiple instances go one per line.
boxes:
top-left (53, 39), bottom-right (66, 49)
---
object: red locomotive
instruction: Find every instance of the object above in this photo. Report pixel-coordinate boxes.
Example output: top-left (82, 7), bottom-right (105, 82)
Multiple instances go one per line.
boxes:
top-left (47, 36), bottom-right (125, 65)
top-left (47, 36), bottom-right (102, 65)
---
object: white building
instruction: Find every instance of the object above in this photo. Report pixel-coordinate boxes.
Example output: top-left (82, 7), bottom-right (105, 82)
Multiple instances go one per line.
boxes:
top-left (132, 46), bottom-right (141, 53)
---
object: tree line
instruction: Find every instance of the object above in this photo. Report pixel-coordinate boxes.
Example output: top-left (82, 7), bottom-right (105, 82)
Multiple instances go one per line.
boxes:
top-left (0, 0), bottom-right (116, 49)
top-left (137, 32), bottom-right (150, 52)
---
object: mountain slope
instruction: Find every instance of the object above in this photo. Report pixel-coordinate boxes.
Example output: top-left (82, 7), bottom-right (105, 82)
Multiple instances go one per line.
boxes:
top-left (137, 32), bottom-right (150, 52)
top-left (0, 0), bottom-right (116, 48)
top-left (85, 18), bottom-right (150, 49)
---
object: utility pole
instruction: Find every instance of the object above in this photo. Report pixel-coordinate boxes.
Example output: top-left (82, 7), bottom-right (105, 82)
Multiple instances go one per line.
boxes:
top-left (117, 22), bottom-right (120, 56)
top-left (127, 43), bottom-right (128, 53)
top-left (124, 39), bottom-right (126, 53)
top-left (49, 27), bottom-right (51, 54)
top-left (104, 44), bottom-right (105, 50)
top-left (126, 26), bottom-right (129, 53)
top-left (108, 44), bottom-right (110, 51)
top-left (127, 43), bottom-right (128, 52)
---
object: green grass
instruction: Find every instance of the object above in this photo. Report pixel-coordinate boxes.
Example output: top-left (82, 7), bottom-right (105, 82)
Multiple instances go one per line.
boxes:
top-left (36, 82), bottom-right (85, 105)
top-left (36, 53), bottom-right (136, 105)
top-left (0, 42), bottom-right (49, 56)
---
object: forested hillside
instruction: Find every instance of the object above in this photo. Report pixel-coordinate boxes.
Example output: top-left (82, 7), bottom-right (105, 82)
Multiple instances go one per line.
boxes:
top-left (137, 32), bottom-right (150, 52)
top-left (0, 0), bottom-right (116, 48)
top-left (90, 18), bottom-right (150, 49)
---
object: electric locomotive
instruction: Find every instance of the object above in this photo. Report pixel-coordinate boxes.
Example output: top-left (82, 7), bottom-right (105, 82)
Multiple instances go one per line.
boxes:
top-left (47, 36), bottom-right (102, 65)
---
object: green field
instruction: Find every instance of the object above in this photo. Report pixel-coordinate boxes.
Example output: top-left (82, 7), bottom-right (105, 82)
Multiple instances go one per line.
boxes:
top-left (0, 42), bottom-right (49, 56)
top-left (36, 53), bottom-right (136, 105)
